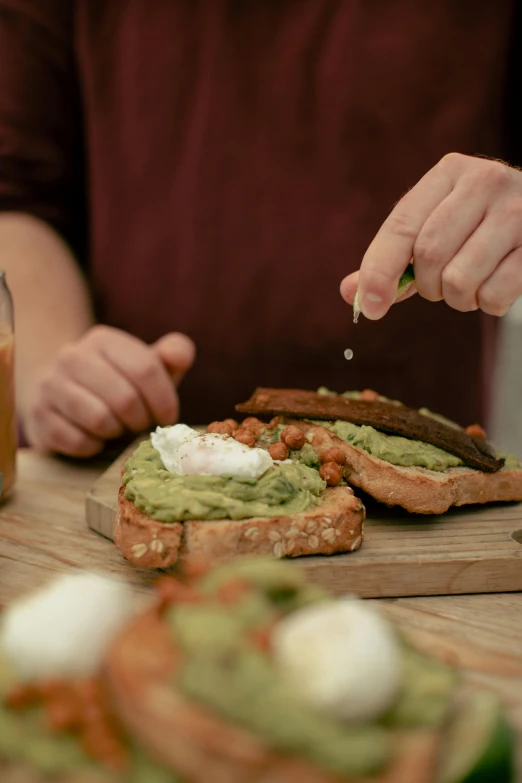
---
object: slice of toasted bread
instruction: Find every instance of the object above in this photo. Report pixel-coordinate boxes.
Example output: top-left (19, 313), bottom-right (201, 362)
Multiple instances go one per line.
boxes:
top-left (115, 486), bottom-right (365, 569)
top-left (105, 608), bottom-right (441, 783)
top-left (297, 422), bottom-right (522, 515)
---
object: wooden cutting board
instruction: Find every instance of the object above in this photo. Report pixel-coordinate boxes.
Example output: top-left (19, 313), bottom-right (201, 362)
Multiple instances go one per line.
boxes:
top-left (86, 441), bottom-right (522, 599)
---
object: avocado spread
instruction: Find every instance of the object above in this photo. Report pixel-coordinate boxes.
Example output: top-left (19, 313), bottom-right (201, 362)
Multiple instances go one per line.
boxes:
top-left (316, 389), bottom-right (521, 472)
top-left (322, 420), bottom-right (463, 472)
top-left (123, 439), bottom-right (325, 523)
top-left (289, 442), bottom-right (321, 469)
top-left (168, 559), bottom-right (456, 778)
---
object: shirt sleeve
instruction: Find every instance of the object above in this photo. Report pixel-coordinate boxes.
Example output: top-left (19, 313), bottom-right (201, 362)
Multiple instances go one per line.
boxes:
top-left (0, 0), bottom-right (86, 259)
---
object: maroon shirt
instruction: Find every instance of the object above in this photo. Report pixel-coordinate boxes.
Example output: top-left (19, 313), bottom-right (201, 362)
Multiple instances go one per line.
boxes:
top-left (0, 0), bottom-right (518, 425)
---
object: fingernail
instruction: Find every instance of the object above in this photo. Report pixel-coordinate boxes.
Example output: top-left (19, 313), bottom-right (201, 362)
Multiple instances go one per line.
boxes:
top-left (361, 292), bottom-right (385, 319)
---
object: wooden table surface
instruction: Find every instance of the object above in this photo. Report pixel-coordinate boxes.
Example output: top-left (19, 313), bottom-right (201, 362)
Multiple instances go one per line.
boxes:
top-left (1, 449), bottom-right (522, 779)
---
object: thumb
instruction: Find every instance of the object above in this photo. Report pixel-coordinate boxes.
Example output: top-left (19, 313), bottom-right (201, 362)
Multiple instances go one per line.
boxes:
top-left (152, 332), bottom-right (196, 386)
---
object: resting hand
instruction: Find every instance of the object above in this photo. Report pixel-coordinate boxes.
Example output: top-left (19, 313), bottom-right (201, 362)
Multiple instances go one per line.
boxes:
top-left (24, 326), bottom-right (196, 457)
top-left (340, 153), bottom-right (522, 319)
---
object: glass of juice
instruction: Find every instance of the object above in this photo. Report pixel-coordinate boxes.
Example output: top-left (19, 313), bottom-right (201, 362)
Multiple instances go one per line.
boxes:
top-left (0, 270), bottom-right (15, 501)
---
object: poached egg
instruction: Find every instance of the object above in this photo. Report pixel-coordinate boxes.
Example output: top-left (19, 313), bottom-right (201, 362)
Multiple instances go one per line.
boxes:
top-left (272, 597), bottom-right (402, 722)
top-left (151, 424), bottom-right (274, 479)
top-left (0, 572), bottom-right (134, 681)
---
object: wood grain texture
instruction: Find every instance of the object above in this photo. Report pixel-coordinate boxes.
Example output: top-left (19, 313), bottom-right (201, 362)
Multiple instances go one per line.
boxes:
top-left (0, 449), bottom-right (156, 606)
top-left (86, 441), bottom-right (522, 599)
top-left (0, 450), bottom-right (521, 779)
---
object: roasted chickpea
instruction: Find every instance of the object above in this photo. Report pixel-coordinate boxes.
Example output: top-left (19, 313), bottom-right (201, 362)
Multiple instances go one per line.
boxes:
top-left (280, 425), bottom-right (305, 450)
top-left (223, 418), bottom-right (239, 432)
top-left (269, 442), bottom-right (290, 461)
top-left (360, 389), bottom-right (379, 401)
top-left (242, 416), bottom-right (262, 429)
top-left (320, 447), bottom-right (346, 466)
top-left (234, 430), bottom-right (257, 448)
top-left (465, 423), bottom-right (486, 440)
top-left (207, 421), bottom-right (234, 436)
top-left (241, 417), bottom-right (263, 436)
top-left (319, 461), bottom-right (343, 486)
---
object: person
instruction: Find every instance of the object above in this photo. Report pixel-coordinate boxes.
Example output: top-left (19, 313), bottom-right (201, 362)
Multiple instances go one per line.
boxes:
top-left (1, 1), bottom-right (522, 458)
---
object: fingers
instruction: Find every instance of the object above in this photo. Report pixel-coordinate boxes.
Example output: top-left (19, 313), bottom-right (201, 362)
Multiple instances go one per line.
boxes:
top-left (153, 332), bottom-right (196, 386)
top-left (339, 273), bottom-right (358, 306)
top-left (477, 247), bottom-right (522, 316)
top-left (24, 326), bottom-right (197, 458)
top-left (28, 407), bottom-right (103, 458)
top-left (39, 375), bottom-right (124, 440)
top-left (92, 328), bottom-right (179, 426)
top-left (439, 214), bottom-right (519, 312)
top-left (413, 180), bottom-right (489, 302)
top-left (340, 271), bottom-right (417, 307)
top-left (357, 158), bottom-right (456, 318)
top-left (56, 346), bottom-right (152, 432)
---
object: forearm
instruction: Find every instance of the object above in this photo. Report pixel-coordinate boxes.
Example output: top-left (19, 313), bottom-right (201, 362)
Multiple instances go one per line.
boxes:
top-left (0, 213), bottom-right (94, 419)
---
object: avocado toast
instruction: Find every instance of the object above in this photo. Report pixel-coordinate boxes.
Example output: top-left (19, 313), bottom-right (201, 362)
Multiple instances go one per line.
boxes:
top-left (116, 419), bottom-right (364, 569)
top-left (106, 558), bottom-right (514, 783)
top-left (236, 388), bottom-right (522, 515)
top-left (0, 561), bottom-right (515, 782)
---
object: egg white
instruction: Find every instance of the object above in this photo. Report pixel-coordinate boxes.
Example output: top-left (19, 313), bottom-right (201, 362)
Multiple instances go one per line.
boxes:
top-left (152, 424), bottom-right (274, 479)
top-left (272, 597), bottom-right (402, 722)
top-left (0, 572), bottom-right (134, 681)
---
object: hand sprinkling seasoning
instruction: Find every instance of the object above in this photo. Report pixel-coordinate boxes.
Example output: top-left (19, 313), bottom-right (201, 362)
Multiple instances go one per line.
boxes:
top-left (353, 264), bottom-right (415, 323)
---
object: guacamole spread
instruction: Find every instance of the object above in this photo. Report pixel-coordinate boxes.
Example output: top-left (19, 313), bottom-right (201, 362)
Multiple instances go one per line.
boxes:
top-left (315, 389), bottom-right (521, 472)
top-left (123, 440), bottom-right (325, 523)
top-left (168, 559), bottom-right (456, 778)
top-left (288, 441), bottom-right (321, 469)
top-left (321, 420), bottom-right (463, 472)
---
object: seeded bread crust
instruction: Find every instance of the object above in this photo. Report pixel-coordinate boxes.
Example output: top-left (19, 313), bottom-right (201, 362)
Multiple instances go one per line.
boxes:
top-left (115, 486), bottom-right (365, 569)
top-left (297, 423), bottom-right (522, 515)
top-left (105, 608), bottom-right (441, 783)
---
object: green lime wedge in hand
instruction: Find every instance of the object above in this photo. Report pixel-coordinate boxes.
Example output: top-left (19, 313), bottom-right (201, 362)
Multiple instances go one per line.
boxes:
top-left (353, 264), bottom-right (416, 323)
top-left (437, 690), bottom-right (515, 783)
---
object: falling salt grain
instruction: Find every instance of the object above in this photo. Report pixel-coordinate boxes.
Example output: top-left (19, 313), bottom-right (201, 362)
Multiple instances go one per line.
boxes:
top-left (344, 349), bottom-right (354, 361)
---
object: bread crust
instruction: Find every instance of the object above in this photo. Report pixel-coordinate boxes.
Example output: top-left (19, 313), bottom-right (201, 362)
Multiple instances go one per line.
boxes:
top-left (298, 423), bottom-right (522, 515)
top-left (105, 608), bottom-right (441, 783)
top-left (115, 486), bottom-right (365, 568)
